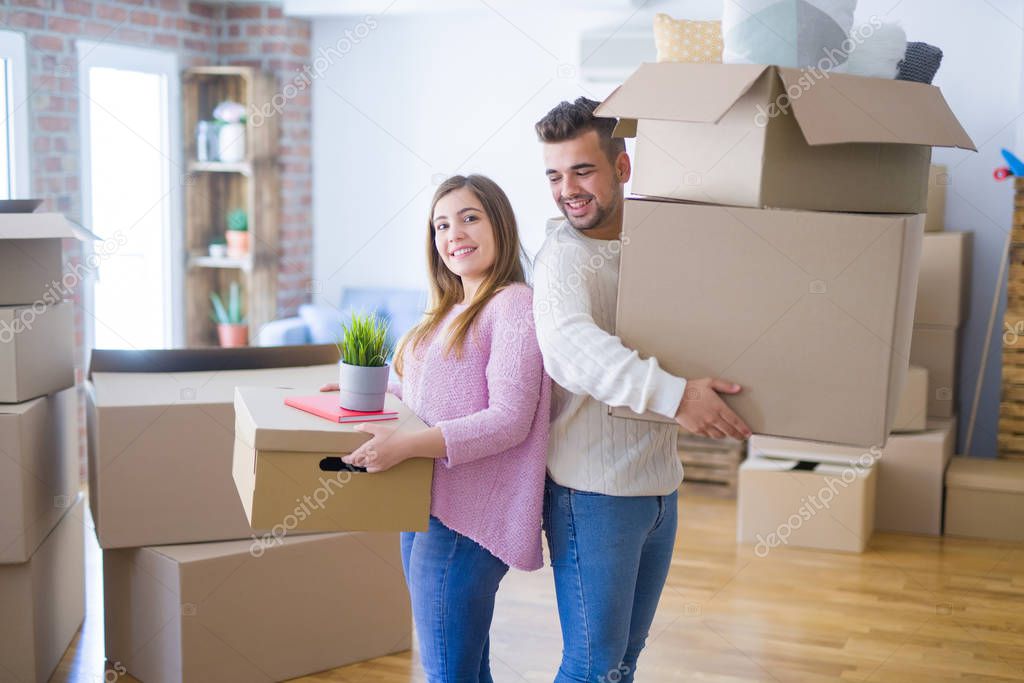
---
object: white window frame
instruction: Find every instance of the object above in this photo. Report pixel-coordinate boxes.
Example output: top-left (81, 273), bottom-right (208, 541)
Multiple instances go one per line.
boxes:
top-left (76, 40), bottom-right (184, 349)
top-left (0, 30), bottom-right (31, 198)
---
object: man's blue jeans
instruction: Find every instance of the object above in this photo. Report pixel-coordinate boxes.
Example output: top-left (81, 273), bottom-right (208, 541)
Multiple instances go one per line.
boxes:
top-left (401, 516), bottom-right (509, 683)
top-left (543, 477), bottom-right (678, 683)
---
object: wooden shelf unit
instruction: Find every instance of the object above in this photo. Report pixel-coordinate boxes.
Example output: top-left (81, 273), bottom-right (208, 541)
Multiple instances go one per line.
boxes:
top-left (182, 66), bottom-right (280, 347)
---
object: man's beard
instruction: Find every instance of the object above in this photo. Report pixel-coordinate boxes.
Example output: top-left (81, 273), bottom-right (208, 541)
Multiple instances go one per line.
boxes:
top-left (560, 194), bottom-right (613, 231)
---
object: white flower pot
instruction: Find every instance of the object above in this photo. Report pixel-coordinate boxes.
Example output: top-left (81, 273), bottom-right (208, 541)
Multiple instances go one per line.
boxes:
top-left (338, 362), bottom-right (389, 412)
top-left (217, 122), bottom-right (246, 163)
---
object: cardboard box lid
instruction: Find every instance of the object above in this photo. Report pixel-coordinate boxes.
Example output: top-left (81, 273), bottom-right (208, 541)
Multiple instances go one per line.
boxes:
top-left (0, 213), bottom-right (98, 241)
top-left (946, 457), bottom-right (1024, 493)
top-left (87, 343), bottom-right (338, 378)
top-left (235, 386), bottom-right (426, 452)
top-left (595, 63), bottom-right (976, 150)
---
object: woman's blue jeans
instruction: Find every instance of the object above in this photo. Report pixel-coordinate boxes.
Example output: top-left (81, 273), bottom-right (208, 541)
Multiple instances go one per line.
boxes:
top-left (401, 516), bottom-right (510, 683)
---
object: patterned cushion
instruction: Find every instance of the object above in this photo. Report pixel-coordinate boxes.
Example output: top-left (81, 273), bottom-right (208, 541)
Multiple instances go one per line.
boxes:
top-left (722, 0), bottom-right (857, 68)
top-left (653, 14), bottom-right (723, 63)
top-left (897, 42), bottom-right (943, 84)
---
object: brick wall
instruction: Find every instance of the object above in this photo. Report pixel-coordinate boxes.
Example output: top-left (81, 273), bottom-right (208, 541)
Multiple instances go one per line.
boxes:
top-left (7, 0), bottom-right (314, 352)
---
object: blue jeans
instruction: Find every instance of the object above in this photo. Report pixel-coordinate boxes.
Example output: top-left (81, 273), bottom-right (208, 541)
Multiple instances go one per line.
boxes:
top-left (543, 477), bottom-right (678, 683)
top-left (401, 516), bottom-right (509, 683)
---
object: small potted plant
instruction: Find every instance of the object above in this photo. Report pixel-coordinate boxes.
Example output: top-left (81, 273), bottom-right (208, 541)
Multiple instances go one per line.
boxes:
top-left (208, 236), bottom-right (227, 259)
top-left (225, 208), bottom-right (249, 259)
top-left (336, 311), bottom-right (393, 411)
top-left (213, 100), bottom-right (246, 163)
top-left (210, 282), bottom-right (247, 347)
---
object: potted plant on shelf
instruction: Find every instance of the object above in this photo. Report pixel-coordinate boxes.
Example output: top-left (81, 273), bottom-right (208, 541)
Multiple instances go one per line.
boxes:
top-left (335, 311), bottom-right (393, 412)
top-left (208, 236), bottom-right (227, 259)
top-left (210, 282), bottom-right (248, 347)
top-left (213, 100), bottom-right (246, 163)
top-left (225, 208), bottom-right (249, 259)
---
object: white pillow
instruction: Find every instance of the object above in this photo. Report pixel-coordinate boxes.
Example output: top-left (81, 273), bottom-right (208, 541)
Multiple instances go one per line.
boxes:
top-left (837, 23), bottom-right (907, 78)
top-left (723, 0), bottom-right (857, 68)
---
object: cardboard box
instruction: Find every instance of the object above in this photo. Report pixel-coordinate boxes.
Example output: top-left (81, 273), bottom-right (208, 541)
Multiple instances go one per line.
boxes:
top-left (915, 232), bottom-right (971, 327)
top-left (0, 211), bottom-right (97, 306)
top-left (925, 164), bottom-right (948, 232)
top-left (0, 495), bottom-right (85, 683)
top-left (738, 449), bottom-right (877, 553)
top-left (891, 366), bottom-right (928, 433)
top-left (876, 418), bottom-right (955, 536)
top-left (233, 386), bottom-right (433, 532)
top-left (612, 198), bottom-right (924, 447)
top-left (86, 345), bottom-right (339, 549)
top-left (594, 63), bottom-right (975, 213)
top-left (104, 530), bottom-right (411, 683)
top-left (910, 325), bottom-right (959, 418)
top-left (0, 387), bottom-right (79, 564)
top-left (0, 302), bottom-right (74, 403)
top-left (944, 456), bottom-right (1024, 542)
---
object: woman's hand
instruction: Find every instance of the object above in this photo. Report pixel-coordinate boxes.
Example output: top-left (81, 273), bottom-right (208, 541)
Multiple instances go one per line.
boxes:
top-left (342, 423), bottom-right (412, 473)
top-left (319, 383), bottom-right (339, 392)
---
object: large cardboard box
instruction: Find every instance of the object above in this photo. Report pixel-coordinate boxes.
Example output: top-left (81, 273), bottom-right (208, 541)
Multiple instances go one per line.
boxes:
top-left (915, 232), bottom-right (971, 327)
top-left (0, 211), bottom-right (97, 306)
top-left (0, 495), bottom-right (85, 683)
top-left (910, 325), bottom-right (959, 418)
top-left (944, 457), bottom-right (1024, 542)
top-left (233, 386), bottom-right (433, 532)
top-left (891, 366), bottom-right (928, 433)
top-left (876, 418), bottom-right (956, 536)
top-left (0, 387), bottom-right (79, 564)
top-left (86, 345), bottom-right (339, 549)
top-left (104, 530), bottom-right (411, 683)
top-left (612, 198), bottom-right (924, 447)
top-left (594, 63), bottom-right (975, 213)
top-left (738, 448), bottom-right (877, 554)
top-left (0, 302), bottom-right (74, 403)
top-left (925, 164), bottom-right (948, 232)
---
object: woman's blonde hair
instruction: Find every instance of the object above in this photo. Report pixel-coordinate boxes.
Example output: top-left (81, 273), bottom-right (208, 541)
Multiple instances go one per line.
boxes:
top-left (393, 174), bottom-right (527, 376)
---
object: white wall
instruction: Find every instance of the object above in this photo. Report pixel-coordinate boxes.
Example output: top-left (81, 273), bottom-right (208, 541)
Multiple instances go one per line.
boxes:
top-left (312, 0), bottom-right (1022, 456)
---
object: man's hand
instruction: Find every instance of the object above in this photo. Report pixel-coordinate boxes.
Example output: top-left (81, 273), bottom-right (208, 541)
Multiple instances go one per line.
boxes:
top-left (675, 378), bottom-right (751, 440)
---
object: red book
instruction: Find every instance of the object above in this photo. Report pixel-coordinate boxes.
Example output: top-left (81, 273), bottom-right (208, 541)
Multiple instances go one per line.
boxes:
top-left (284, 394), bottom-right (399, 423)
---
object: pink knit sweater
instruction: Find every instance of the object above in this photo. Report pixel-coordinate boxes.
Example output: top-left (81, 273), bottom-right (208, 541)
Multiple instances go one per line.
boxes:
top-left (390, 283), bottom-right (551, 571)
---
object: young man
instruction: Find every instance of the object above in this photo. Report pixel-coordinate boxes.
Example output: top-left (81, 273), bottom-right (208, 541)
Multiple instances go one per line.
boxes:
top-left (532, 97), bottom-right (751, 683)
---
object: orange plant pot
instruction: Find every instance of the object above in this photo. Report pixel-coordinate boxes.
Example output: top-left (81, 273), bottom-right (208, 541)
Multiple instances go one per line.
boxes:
top-left (225, 230), bottom-right (249, 259)
top-left (217, 323), bottom-right (248, 347)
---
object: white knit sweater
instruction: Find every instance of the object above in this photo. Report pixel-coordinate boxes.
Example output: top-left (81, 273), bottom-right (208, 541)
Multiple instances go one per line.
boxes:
top-left (533, 220), bottom-right (685, 496)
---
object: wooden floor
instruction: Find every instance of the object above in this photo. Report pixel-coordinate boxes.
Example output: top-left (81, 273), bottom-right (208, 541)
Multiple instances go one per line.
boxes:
top-left (54, 495), bottom-right (1024, 682)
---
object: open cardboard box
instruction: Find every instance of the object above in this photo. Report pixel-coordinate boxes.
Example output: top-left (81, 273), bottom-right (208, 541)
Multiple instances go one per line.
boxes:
top-left (0, 210), bottom-right (98, 306)
top-left (233, 386), bottom-right (433, 533)
top-left (594, 63), bottom-right (975, 213)
top-left (86, 344), bottom-right (339, 549)
top-left (610, 197), bottom-right (923, 448)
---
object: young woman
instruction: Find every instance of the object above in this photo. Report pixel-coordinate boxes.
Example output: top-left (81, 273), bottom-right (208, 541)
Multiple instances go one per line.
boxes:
top-left (323, 174), bottom-right (551, 683)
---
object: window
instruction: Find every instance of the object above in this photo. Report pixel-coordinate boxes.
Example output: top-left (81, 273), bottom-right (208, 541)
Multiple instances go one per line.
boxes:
top-left (77, 41), bottom-right (183, 349)
top-left (0, 30), bottom-right (30, 198)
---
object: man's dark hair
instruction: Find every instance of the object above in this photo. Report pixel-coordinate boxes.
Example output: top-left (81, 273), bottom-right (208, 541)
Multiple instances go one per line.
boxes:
top-left (535, 97), bottom-right (626, 163)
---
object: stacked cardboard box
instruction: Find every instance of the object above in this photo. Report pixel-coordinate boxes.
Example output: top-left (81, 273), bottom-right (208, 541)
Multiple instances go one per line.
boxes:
top-left (600, 63), bottom-right (974, 448)
top-left (0, 210), bottom-right (91, 682)
top-left (593, 64), bottom-right (973, 551)
top-left (911, 231), bottom-right (972, 420)
top-left (86, 346), bottom-right (424, 682)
